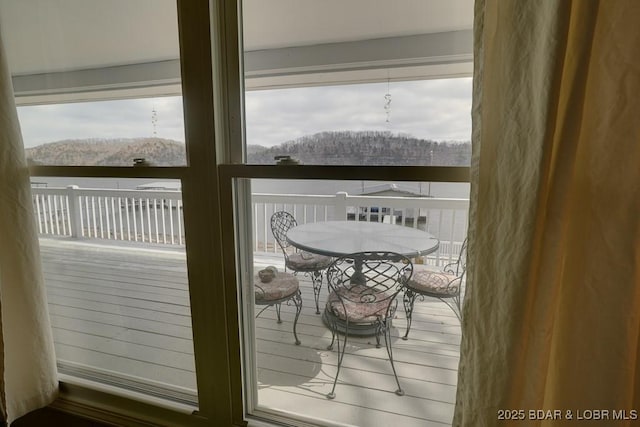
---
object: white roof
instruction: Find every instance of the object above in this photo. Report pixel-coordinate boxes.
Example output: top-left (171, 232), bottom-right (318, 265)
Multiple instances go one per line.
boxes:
top-left (136, 181), bottom-right (181, 191)
top-left (355, 183), bottom-right (425, 197)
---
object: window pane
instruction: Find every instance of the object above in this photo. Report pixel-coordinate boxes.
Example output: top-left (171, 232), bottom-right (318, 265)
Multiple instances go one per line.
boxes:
top-left (2, 0), bottom-right (185, 166)
top-left (239, 178), bottom-right (468, 425)
top-left (242, 0), bottom-right (472, 167)
top-left (245, 80), bottom-right (471, 167)
top-left (19, 97), bottom-right (186, 167)
top-left (33, 177), bottom-right (196, 405)
top-left (240, 0), bottom-right (472, 423)
top-left (5, 0), bottom-right (197, 406)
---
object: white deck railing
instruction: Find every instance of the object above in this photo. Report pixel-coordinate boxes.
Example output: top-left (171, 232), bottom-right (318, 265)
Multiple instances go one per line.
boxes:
top-left (32, 186), bottom-right (469, 265)
top-left (252, 191), bottom-right (468, 265)
top-left (32, 186), bottom-right (185, 245)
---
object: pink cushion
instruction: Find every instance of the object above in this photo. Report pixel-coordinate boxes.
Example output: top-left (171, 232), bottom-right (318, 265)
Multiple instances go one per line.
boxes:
top-left (286, 252), bottom-right (332, 271)
top-left (255, 272), bottom-right (299, 302)
top-left (326, 284), bottom-right (393, 323)
top-left (406, 268), bottom-right (459, 296)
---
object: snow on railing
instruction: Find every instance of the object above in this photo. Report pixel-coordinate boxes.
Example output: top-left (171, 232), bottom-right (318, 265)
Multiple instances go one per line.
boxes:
top-left (32, 186), bottom-right (469, 265)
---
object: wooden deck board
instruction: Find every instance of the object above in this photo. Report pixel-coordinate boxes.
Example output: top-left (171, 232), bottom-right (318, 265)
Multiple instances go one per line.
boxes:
top-left (258, 388), bottom-right (451, 427)
top-left (39, 238), bottom-right (460, 426)
top-left (50, 314), bottom-right (195, 355)
top-left (47, 286), bottom-right (191, 315)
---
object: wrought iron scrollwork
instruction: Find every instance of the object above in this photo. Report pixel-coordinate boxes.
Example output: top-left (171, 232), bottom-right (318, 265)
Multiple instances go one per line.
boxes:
top-left (271, 211), bottom-right (332, 315)
top-left (324, 251), bottom-right (413, 398)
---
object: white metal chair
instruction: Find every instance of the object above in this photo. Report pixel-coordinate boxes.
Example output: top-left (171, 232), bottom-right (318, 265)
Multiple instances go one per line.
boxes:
top-left (254, 267), bottom-right (303, 345)
top-left (324, 251), bottom-right (413, 399)
top-left (402, 238), bottom-right (467, 339)
top-left (270, 211), bottom-right (332, 314)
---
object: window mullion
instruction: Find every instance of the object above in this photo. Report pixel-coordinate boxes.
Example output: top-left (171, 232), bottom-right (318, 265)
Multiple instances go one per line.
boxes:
top-left (177, 0), bottom-right (243, 424)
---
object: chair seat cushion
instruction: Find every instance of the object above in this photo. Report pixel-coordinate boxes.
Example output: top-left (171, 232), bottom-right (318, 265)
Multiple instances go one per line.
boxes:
top-left (286, 251), bottom-right (332, 271)
top-left (255, 272), bottom-right (299, 303)
top-left (406, 268), bottom-right (459, 296)
top-left (326, 285), bottom-right (393, 323)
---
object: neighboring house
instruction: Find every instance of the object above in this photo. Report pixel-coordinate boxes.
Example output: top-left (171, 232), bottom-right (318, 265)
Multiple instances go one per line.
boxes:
top-left (350, 184), bottom-right (432, 224)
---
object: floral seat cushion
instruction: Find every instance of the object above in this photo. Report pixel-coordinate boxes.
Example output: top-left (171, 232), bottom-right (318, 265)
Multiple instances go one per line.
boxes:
top-left (406, 268), bottom-right (459, 297)
top-left (286, 251), bottom-right (332, 271)
top-left (326, 284), bottom-right (393, 323)
top-left (254, 272), bottom-right (299, 303)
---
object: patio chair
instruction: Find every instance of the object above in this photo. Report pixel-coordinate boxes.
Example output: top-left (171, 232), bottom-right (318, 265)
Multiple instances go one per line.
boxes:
top-left (270, 211), bottom-right (332, 314)
top-left (324, 251), bottom-right (413, 399)
top-left (402, 238), bottom-right (467, 340)
top-left (254, 267), bottom-right (303, 345)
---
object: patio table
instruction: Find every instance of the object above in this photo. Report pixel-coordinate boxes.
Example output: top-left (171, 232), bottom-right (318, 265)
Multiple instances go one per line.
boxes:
top-left (286, 220), bottom-right (439, 335)
top-left (286, 220), bottom-right (439, 259)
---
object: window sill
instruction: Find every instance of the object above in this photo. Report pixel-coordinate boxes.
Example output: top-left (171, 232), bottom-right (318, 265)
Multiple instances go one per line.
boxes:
top-left (52, 376), bottom-right (205, 427)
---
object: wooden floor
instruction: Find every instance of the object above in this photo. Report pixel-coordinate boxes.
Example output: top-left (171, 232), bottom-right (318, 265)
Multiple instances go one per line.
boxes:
top-left (40, 238), bottom-right (461, 426)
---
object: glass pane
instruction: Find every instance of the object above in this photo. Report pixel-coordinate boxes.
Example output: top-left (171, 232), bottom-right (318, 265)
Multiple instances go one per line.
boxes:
top-left (243, 0), bottom-right (473, 167)
top-left (239, 178), bottom-right (469, 425)
top-left (2, 0), bottom-right (185, 166)
top-left (4, 0), bottom-right (195, 404)
top-left (19, 97), bottom-right (186, 167)
top-left (33, 177), bottom-right (196, 405)
top-left (245, 80), bottom-right (471, 167)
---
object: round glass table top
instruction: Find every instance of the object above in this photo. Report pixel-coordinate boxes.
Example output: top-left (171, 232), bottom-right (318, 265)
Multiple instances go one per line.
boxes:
top-left (286, 221), bottom-right (439, 258)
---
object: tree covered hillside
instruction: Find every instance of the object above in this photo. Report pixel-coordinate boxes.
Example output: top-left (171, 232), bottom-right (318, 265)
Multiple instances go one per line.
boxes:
top-left (247, 131), bottom-right (470, 166)
top-left (26, 138), bottom-right (187, 166)
top-left (25, 132), bottom-right (470, 166)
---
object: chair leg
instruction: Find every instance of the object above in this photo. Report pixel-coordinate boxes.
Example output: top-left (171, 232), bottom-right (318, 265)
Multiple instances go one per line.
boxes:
top-left (402, 290), bottom-right (417, 340)
top-left (442, 296), bottom-right (462, 322)
top-left (382, 319), bottom-right (404, 396)
top-left (275, 303), bottom-right (282, 323)
top-left (311, 270), bottom-right (323, 314)
top-left (327, 318), bottom-right (348, 400)
top-left (327, 325), bottom-right (336, 351)
top-left (292, 290), bottom-right (302, 345)
top-left (454, 295), bottom-right (462, 321)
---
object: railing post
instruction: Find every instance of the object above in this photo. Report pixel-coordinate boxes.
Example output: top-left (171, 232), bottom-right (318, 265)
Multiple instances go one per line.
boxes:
top-left (334, 192), bottom-right (348, 220)
top-left (66, 185), bottom-right (83, 238)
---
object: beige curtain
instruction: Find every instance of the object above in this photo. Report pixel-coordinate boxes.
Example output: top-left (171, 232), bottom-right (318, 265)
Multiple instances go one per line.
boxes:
top-left (456, 0), bottom-right (640, 425)
top-left (0, 30), bottom-right (58, 423)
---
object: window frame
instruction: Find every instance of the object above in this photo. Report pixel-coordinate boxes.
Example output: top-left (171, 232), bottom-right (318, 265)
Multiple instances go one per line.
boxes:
top-left (24, 0), bottom-right (472, 425)
top-left (27, 1), bottom-right (242, 425)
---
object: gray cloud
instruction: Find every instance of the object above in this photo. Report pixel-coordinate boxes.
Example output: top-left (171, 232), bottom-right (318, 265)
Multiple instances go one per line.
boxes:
top-left (245, 78), bottom-right (472, 146)
top-left (18, 97), bottom-right (185, 148)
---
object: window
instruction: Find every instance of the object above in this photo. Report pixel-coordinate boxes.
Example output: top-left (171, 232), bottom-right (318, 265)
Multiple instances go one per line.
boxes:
top-left (3, 0), bottom-right (203, 417)
top-left (2, 0), bottom-right (472, 425)
top-left (232, 1), bottom-right (473, 425)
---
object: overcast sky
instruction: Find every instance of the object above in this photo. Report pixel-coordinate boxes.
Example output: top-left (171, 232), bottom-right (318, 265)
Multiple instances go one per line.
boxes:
top-left (17, 77), bottom-right (472, 149)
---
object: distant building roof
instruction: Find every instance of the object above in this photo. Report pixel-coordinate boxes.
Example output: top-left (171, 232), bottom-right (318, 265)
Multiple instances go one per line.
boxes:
top-left (354, 183), bottom-right (428, 197)
top-left (136, 181), bottom-right (181, 191)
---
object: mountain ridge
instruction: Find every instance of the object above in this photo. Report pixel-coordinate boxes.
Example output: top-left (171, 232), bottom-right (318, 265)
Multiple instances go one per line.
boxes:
top-left (25, 131), bottom-right (470, 166)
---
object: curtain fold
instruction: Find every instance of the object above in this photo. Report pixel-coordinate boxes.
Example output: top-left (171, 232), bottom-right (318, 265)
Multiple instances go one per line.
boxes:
top-left (456, 0), bottom-right (640, 425)
top-left (0, 29), bottom-right (58, 424)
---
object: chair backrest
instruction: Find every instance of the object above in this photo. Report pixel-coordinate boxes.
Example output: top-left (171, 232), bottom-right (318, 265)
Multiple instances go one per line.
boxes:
top-left (444, 238), bottom-right (468, 277)
top-left (326, 252), bottom-right (413, 319)
top-left (270, 211), bottom-right (297, 253)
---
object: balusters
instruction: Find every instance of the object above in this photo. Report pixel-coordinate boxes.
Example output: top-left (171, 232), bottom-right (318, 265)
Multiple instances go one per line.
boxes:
top-left (30, 188), bottom-right (467, 263)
